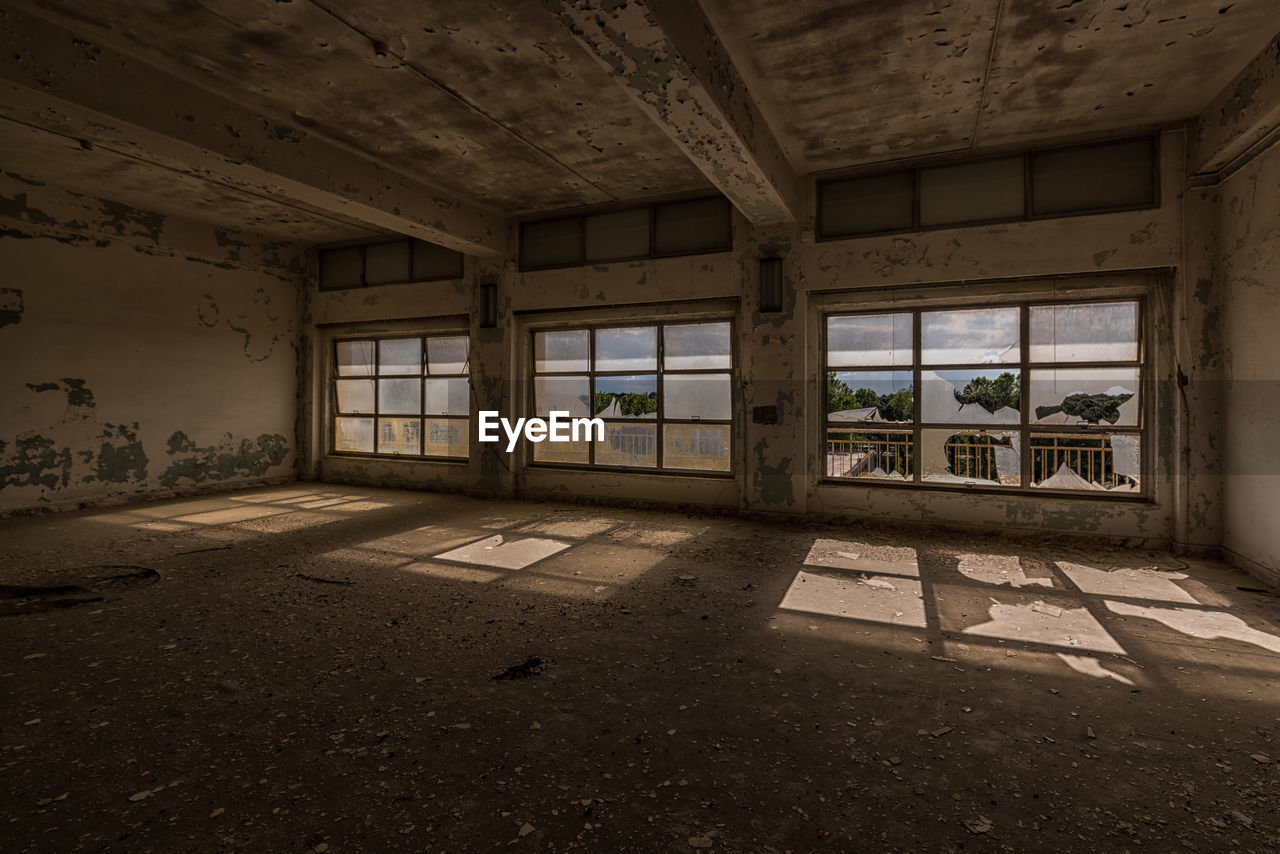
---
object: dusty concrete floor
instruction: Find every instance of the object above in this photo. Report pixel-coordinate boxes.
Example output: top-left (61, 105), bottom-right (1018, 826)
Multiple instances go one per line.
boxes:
top-left (1, 484), bottom-right (1278, 853)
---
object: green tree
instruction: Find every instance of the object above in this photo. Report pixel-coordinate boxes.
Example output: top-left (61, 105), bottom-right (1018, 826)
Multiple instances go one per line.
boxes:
top-left (878, 387), bottom-right (914, 422)
top-left (954, 372), bottom-right (1020, 414)
top-left (827, 372), bottom-right (860, 413)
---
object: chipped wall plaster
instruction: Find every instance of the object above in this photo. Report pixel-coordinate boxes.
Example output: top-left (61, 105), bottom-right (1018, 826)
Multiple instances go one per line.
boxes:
top-left (0, 177), bottom-right (304, 513)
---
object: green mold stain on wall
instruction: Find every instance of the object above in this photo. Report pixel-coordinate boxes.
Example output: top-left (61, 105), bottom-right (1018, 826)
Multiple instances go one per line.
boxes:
top-left (160, 431), bottom-right (289, 488)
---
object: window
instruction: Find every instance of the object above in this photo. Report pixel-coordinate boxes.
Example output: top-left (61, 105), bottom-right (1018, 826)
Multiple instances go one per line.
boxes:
top-left (319, 238), bottom-right (464, 291)
top-left (332, 334), bottom-right (470, 459)
top-left (520, 197), bottom-right (732, 270)
top-left (824, 299), bottom-right (1143, 495)
top-left (531, 321), bottom-right (733, 473)
top-left (817, 136), bottom-right (1157, 240)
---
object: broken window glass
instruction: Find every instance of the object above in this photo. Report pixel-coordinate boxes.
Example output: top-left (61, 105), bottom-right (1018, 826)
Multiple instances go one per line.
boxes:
top-left (921, 307), bottom-right (1019, 365)
top-left (826, 428), bottom-right (913, 480)
top-left (1029, 368), bottom-right (1138, 426)
top-left (921, 369), bottom-right (1020, 425)
top-left (595, 327), bottom-right (657, 372)
top-left (664, 322), bottom-right (731, 370)
top-left (922, 430), bottom-right (1020, 486)
top-left (594, 375), bottom-right (657, 418)
top-left (827, 370), bottom-right (914, 423)
top-left (1030, 301), bottom-right (1138, 363)
top-left (1031, 433), bottom-right (1140, 492)
top-left (827, 313), bottom-right (912, 367)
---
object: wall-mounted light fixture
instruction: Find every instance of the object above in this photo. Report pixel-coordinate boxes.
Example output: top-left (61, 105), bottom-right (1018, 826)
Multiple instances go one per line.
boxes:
top-left (479, 281), bottom-right (497, 328)
top-left (759, 257), bottom-right (783, 314)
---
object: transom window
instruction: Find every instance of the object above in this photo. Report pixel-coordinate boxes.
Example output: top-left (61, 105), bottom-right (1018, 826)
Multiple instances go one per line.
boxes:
top-left (531, 321), bottom-right (734, 473)
top-left (825, 299), bottom-right (1143, 495)
top-left (332, 334), bottom-right (470, 459)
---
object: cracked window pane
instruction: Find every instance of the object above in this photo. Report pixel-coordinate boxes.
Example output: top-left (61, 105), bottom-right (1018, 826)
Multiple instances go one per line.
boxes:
top-left (827, 313), bottom-right (913, 367)
top-left (922, 307), bottom-right (1019, 365)
top-left (828, 371), bottom-right (914, 423)
top-left (1031, 433), bottom-right (1140, 492)
top-left (594, 375), bottom-right (657, 418)
top-left (826, 428), bottom-right (913, 479)
top-left (1030, 301), bottom-right (1138, 362)
top-left (922, 429), bottom-right (1020, 486)
top-left (1029, 368), bottom-right (1139, 426)
top-left (921, 369), bottom-right (1020, 425)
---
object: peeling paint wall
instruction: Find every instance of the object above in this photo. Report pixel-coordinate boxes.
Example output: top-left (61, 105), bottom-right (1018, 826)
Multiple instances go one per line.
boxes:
top-left (0, 174), bottom-right (303, 513)
top-left (1217, 141), bottom-right (1280, 581)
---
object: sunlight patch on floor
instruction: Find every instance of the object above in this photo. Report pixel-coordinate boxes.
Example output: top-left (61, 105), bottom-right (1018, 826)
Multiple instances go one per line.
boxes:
top-left (433, 535), bottom-right (571, 571)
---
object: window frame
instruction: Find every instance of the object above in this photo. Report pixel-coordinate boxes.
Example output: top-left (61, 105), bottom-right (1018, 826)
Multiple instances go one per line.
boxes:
top-left (527, 317), bottom-right (737, 477)
top-left (318, 237), bottom-right (465, 292)
top-left (329, 331), bottom-right (471, 462)
top-left (518, 196), bottom-right (733, 272)
top-left (816, 135), bottom-right (1160, 242)
top-left (821, 295), bottom-right (1148, 499)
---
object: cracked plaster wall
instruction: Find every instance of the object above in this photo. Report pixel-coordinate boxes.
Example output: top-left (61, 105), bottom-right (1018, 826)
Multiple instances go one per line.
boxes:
top-left (0, 174), bottom-right (304, 513)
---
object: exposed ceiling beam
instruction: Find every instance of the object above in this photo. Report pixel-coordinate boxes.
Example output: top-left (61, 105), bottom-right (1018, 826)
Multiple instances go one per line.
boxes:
top-left (543, 0), bottom-right (798, 224)
top-left (1189, 31), bottom-right (1280, 178)
top-left (0, 6), bottom-right (504, 255)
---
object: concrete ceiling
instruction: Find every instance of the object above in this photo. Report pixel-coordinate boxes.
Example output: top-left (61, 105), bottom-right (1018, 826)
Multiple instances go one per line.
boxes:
top-left (702, 0), bottom-right (1280, 171)
top-left (1, 0), bottom-right (1276, 246)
